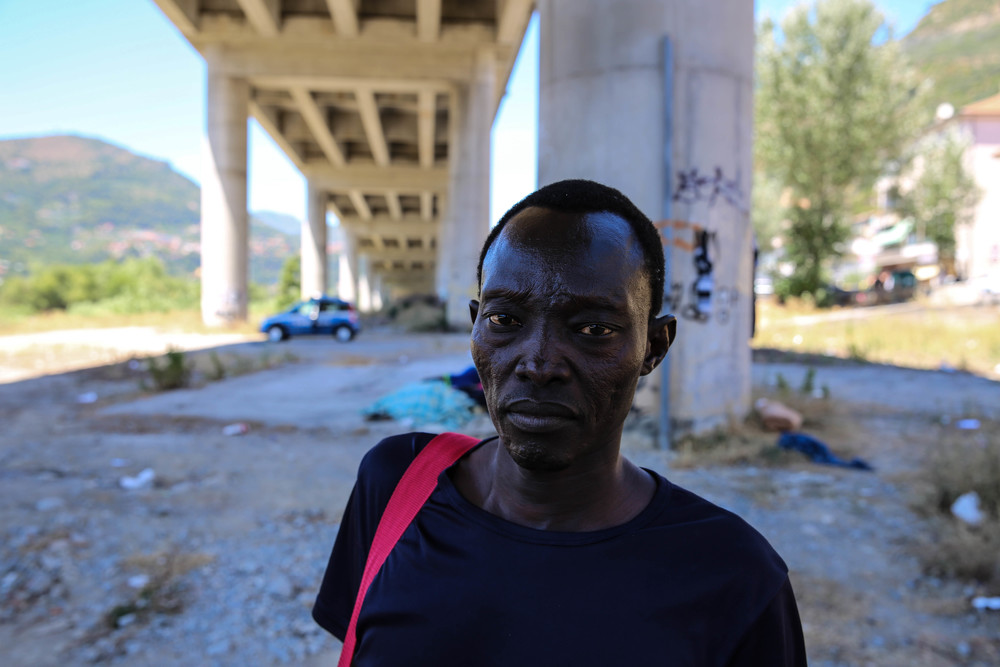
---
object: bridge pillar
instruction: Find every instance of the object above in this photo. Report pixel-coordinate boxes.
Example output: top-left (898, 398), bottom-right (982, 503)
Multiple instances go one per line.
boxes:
top-left (357, 255), bottom-right (373, 312)
top-left (438, 48), bottom-right (495, 330)
top-left (538, 0), bottom-right (755, 437)
top-left (338, 227), bottom-right (358, 303)
top-left (200, 56), bottom-right (249, 326)
top-left (302, 180), bottom-right (328, 299)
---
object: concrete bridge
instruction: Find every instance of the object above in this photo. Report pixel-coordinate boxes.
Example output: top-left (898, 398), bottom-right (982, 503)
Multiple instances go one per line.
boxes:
top-left (153, 0), bottom-right (755, 437)
top-left (154, 0), bottom-right (532, 327)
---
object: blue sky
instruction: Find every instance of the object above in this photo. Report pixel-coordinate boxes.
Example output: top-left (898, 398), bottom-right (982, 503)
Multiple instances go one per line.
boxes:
top-left (0, 0), bottom-right (933, 225)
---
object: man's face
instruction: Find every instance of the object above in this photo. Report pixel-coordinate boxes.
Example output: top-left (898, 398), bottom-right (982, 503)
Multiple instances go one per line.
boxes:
top-left (471, 207), bottom-right (657, 471)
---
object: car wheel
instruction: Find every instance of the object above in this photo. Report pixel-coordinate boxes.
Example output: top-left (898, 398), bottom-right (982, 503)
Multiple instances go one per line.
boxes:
top-left (266, 325), bottom-right (287, 342)
top-left (334, 325), bottom-right (355, 342)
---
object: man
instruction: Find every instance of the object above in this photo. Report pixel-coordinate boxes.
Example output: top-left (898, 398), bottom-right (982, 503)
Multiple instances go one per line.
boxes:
top-left (313, 180), bottom-right (807, 665)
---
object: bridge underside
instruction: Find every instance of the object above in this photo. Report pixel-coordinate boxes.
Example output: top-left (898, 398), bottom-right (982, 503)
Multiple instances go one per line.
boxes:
top-left (153, 0), bottom-right (532, 326)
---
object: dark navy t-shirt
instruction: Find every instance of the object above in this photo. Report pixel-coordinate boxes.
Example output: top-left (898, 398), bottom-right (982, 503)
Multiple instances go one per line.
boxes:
top-left (313, 433), bottom-right (807, 666)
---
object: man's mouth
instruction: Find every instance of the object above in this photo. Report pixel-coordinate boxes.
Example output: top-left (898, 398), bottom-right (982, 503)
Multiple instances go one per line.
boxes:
top-left (503, 399), bottom-right (577, 432)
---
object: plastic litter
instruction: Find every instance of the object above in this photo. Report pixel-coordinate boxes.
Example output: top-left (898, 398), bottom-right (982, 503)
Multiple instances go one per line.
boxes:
top-left (972, 596), bottom-right (1000, 611)
top-left (956, 418), bottom-right (981, 430)
top-left (777, 432), bottom-right (874, 471)
top-left (222, 423), bottom-right (250, 436)
top-left (755, 398), bottom-right (803, 432)
top-left (128, 574), bottom-right (151, 589)
top-left (950, 491), bottom-right (985, 526)
top-left (119, 468), bottom-right (155, 490)
top-left (76, 392), bottom-right (98, 404)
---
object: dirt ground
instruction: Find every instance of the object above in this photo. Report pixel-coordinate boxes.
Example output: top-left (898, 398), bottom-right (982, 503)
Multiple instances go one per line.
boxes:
top-left (1, 328), bottom-right (999, 666)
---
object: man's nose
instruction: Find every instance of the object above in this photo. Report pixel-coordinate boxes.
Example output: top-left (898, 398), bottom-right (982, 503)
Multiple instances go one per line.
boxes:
top-left (514, 324), bottom-right (570, 385)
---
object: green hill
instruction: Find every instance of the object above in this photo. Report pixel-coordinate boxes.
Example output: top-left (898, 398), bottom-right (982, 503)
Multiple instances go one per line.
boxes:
top-left (0, 135), bottom-right (298, 285)
top-left (903, 0), bottom-right (1000, 112)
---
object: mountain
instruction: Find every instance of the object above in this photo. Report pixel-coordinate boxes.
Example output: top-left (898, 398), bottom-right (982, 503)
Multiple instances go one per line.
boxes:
top-left (903, 0), bottom-right (1000, 112)
top-left (0, 135), bottom-right (300, 285)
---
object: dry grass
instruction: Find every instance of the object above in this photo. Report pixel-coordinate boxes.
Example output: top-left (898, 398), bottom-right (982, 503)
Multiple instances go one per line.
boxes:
top-left (105, 549), bottom-right (215, 629)
top-left (0, 306), bottom-right (267, 337)
top-left (669, 388), bottom-right (860, 468)
top-left (907, 418), bottom-right (1000, 583)
top-left (754, 298), bottom-right (1000, 377)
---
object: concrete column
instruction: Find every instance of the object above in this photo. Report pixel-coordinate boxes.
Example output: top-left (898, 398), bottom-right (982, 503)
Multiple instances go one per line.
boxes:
top-left (371, 274), bottom-right (384, 312)
top-left (437, 49), bottom-right (495, 330)
top-left (302, 180), bottom-right (328, 299)
top-left (338, 227), bottom-right (358, 303)
top-left (538, 0), bottom-right (755, 437)
top-left (357, 255), bottom-right (373, 312)
top-left (200, 59), bottom-right (250, 325)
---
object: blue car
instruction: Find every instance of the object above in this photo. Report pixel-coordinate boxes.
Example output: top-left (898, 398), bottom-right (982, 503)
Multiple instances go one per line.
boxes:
top-left (260, 297), bottom-right (361, 342)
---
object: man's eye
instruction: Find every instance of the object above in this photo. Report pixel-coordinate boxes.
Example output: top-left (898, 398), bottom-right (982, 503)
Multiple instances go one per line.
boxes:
top-left (487, 313), bottom-right (519, 327)
top-left (578, 324), bottom-right (614, 336)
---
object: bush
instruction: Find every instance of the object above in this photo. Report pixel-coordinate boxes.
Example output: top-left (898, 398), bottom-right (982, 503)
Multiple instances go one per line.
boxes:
top-left (0, 258), bottom-right (198, 314)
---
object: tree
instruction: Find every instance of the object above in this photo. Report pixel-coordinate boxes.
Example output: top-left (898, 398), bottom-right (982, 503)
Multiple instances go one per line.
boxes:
top-left (276, 255), bottom-right (301, 310)
top-left (755, 0), bottom-right (927, 297)
top-left (897, 128), bottom-right (980, 271)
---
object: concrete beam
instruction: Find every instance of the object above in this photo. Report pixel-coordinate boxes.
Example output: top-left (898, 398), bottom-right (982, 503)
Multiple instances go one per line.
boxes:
top-left (303, 163), bottom-right (449, 192)
top-left (290, 86), bottom-right (346, 167)
top-left (151, 0), bottom-right (200, 36)
top-left (418, 91), bottom-right (437, 168)
top-left (356, 88), bottom-right (391, 167)
top-left (421, 191), bottom-right (435, 220)
top-left (249, 100), bottom-right (305, 169)
top-left (324, 0), bottom-right (359, 37)
top-left (348, 190), bottom-right (372, 220)
top-left (327, 198), bottom-right (348, 223)
top-left (496, 0), bottom-right (533, 45)
top-left (359, 248), bottom-right (437, 262)
top-left (340, 218), bottom-right (439, 238)
top-left (212, 42), bottom-right (476, 83)
top-left (416, 0), bottom-right (442, 42)
top-left (253, 76), bottom-right (452, 96)
top-left (235, 0), bottom-right (281, 37)
top-left (385, 191), bottom-right (403, 219)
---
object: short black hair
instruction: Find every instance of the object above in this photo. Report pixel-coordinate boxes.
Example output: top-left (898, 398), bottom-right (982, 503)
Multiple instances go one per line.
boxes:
top-left (477, 179), bottom-right (665, 318)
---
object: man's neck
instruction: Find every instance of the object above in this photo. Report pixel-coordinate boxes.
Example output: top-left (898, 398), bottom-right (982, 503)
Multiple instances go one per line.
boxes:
top-left (456, 439), bottom-right (655, 532)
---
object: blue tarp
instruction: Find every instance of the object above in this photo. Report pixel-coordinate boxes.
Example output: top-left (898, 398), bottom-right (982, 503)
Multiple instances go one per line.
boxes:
top-left (363, 381), bottom-right (477, 431)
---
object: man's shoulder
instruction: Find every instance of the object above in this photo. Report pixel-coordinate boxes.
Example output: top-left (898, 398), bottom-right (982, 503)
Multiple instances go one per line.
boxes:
top-left (357, 432), bottom-right (438, 488)
top-left (647, 473), bottom-right (789, 573)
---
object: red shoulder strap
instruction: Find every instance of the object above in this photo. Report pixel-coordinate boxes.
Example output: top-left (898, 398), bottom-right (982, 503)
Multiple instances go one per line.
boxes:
top-left (337, 432), bottom-right (480, 667)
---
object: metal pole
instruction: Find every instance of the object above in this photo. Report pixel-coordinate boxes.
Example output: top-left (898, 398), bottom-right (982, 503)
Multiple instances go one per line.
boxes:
top-left (658, 35), bottom-right (674, 451)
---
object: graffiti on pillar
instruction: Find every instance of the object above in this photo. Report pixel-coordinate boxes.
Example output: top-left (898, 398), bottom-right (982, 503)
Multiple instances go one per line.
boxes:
top-left (658, 225), bottom-right (738, 325)
top-left (672, 167), bottom-right (745, 212)
top-left (214, 288), bottom-right (245, 321)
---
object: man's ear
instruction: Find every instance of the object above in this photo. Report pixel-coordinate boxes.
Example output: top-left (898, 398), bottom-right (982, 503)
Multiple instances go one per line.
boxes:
top-left (469, 300), bottom-right (480, 325)
top-left (641, 314), bottom-right (676, 375)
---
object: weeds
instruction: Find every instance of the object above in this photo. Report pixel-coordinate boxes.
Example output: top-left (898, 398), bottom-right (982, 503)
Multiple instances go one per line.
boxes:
top-left (143, 348), bottom-right (192, 391)
top-left (105, 548), bottom-right (214, 629)
top-left (800, 367), bottom-right (816, 395)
